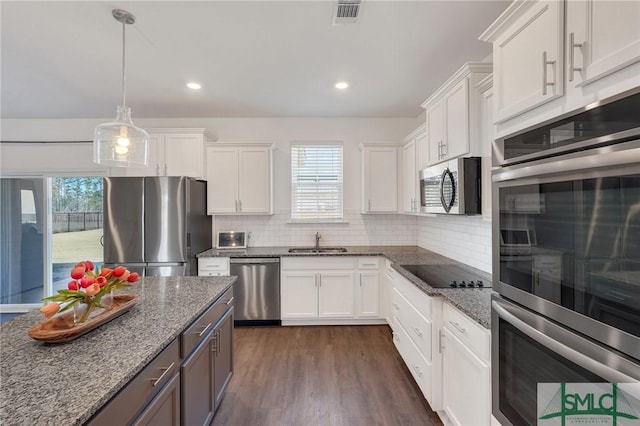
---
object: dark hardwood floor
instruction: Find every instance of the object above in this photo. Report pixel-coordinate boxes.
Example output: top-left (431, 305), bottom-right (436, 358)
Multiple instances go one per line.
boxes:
top-left (212, 325), bottom-right (443, 426)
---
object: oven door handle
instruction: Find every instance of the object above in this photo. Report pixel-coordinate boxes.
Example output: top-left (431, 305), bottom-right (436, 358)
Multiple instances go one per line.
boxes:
top-left (492, 300), bottom-right (637, 383)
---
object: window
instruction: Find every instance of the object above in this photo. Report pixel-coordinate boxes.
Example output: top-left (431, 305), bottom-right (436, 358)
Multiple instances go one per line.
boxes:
top-left (291, 143), bottom-right (343, 221)
top-left (0, 176), bottom-right (103, 313)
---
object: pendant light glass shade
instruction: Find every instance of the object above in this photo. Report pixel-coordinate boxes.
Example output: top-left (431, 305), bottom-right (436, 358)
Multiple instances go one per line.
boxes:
top-left (94, 105), bottom-right (149, 167)
top-left (93, 9), bottom-right (149, 167)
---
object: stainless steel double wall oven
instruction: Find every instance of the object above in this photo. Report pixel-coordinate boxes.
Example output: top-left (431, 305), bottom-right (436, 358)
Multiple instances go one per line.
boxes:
top-left (491, 88), bottom-right (640, 425)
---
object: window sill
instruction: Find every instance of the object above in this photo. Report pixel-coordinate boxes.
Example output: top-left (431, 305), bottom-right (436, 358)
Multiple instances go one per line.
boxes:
top-left (287, 219), bottom-right (349, 224)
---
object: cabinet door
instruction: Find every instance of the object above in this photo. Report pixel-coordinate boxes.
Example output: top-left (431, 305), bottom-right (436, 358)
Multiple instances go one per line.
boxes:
top-left (132, 374), bottom-right (180, 426)
top-left (442, 327), bottom-right (491, 426)
top-left (125, 134), bottom-right (163, 176)
top-left (363, 147), bottom-right (398, 213)
top-left (238, 147), bottom-right (270, 213)
top-left (357, 271), bottom-right (380, 318)
top-left (213, 309), bottom-right (233, 410)
top-left (181, 336), bottom-right (214, 426)
top-left (493, 0), bottom-right (564, 123)
top-left (164, 133), bottom-right (203, 178)
top-left (318, 271), bottom-right (355, 318)
top-left (566, 0), bottom-right (640, 87)
top-left (281, 271), bottom-right (318, 318)
top-left (402, 140), bottom-right (417, 213)
top-left (427, 102), bottom-right (444, 164)
top-left (415, 130), bottom-right (429, 174)
top-left (206, 148), bottom-right (239, 214)
top-left (444, 79), bottom-right (470, 160)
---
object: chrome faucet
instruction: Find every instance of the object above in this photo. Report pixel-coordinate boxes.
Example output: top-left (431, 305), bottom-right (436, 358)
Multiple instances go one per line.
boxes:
top-left (315, 232), bottom-right (321, 250)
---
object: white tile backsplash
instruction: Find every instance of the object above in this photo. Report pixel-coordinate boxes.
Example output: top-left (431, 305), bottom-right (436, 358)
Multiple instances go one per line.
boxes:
top-left (213, 210), bottom-right (417, 247)
top-left (213, 211), bottom-right (493, 273)
top-left (416, 215), bottom-right (492, 273)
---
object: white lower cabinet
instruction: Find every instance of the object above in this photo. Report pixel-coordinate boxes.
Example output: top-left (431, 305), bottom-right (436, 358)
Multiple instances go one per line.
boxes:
top-left (389, 269), bottom-right (442, 411)
top-left (281, 256), bottom-right (385, 325)
top-left (440, 302), bottom-right (491, 426)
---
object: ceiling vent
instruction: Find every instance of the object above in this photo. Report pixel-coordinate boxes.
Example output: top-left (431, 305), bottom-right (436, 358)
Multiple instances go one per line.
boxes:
top-left (332, 0), bottom-right (361, 25)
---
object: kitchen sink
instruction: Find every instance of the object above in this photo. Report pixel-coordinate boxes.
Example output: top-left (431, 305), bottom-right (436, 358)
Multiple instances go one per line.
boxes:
top-left (288, 247), bottom-right (348, 254)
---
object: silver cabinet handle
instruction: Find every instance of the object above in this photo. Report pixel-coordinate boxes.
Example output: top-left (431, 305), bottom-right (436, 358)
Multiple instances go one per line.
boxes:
top-left (198, 322), bottom-right (213, 337)
top-left (151, 362), bottom-right (175, 387)
top-left (439, 330), bottom-right (445, 353)
top-left (238, 199), bottom-right (242, 212)
top-left (449, 320), bottom-right (466, 334)
top-left (412, 365), bottom-right (423, 378)
top-left (392, 303), bottom-right (400, 311)
top-left (413, 327), bottom-right (423, 337)
top-left (440, 141), bottom-right (447, 158)
top-left (542, 51), bottom-right (556, 95)
top-left (568, 32), bottom-right (583, 82)
top-left (224, 296), bottom-right (234, 306)
top-left (234, 200), bottom-right (238, 212)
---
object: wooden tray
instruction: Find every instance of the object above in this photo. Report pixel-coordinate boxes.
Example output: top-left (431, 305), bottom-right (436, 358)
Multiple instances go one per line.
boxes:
top-left (28, 294), bottom-right (139, 343)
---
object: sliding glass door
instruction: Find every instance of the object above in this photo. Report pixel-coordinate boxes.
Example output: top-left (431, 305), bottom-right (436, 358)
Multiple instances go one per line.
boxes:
top-left (0, 176), bottom-right (103, 314)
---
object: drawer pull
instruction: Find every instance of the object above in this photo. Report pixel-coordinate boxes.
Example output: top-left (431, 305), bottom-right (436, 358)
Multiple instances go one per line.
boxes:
top-left (413, 327), bottom-right (423, 338)
top-left (224, 296), bottom-right (235, 306)
top-left (449, 320), bottom-right (466, 334)
top-left (151, 362), bottom-right (175, 387)
top-left (198, 322), bottom-right (213, 337)
top-left (392, 303), bottom-right (400, 310)
top-left (412, 365), bottom-right (423, 378)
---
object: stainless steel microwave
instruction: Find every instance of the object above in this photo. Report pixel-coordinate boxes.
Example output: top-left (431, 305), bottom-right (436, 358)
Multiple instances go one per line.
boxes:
top-left (419, 157), bottom-right (481, 215)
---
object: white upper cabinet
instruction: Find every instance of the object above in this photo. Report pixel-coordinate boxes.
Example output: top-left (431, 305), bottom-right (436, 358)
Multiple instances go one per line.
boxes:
top-left (481, 0), bottom-right (640, 136)
top-left (566, 0), bottom-right (640, 91)
top-left (422, 62), bottom-right (492, 166)
top-left (205, 144), bottom-right (273, 215)
top-left (125, 129), bottom-right (206, 179)
top-left (488, 1), bottom-right (564, 123)
top-left (361, 145), bottom-right (399, 214)
top-left (402, 124), bottom-right (427, 214)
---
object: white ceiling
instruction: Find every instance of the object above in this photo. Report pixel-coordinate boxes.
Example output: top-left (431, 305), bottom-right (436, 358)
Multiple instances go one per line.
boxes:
top-left (1, 1), bottom-right (509, 119)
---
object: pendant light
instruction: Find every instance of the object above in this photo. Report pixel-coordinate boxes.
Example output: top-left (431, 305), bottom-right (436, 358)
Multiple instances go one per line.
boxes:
top-left (93, 9), bottom-right (149, 167)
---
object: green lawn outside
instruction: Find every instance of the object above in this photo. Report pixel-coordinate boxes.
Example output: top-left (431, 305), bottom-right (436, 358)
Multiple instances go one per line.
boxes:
top-left (52, 229), bottom-right (103, 263)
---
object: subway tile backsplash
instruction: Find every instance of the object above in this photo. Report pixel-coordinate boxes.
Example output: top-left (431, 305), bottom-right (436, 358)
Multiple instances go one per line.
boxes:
top-left (416, 215), bottom-right (492, 273)
top-left (212, 211), bottom-right (492, 273)
top-left (213, 210), bottom-right (417, 247)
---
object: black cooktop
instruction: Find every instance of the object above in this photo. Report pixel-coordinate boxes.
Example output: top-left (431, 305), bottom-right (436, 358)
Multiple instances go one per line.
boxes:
top-left (400, 264), bottom-right (491, 288)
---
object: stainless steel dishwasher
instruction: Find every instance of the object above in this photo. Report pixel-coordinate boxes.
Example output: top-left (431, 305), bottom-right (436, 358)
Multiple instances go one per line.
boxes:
top-left (229, 257), bottom-right (281, 326)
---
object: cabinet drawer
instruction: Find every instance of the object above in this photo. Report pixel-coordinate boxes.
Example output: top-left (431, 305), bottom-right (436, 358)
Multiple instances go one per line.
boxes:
top-left (393, 320), bottom-right (433, 404)
top-left (357, 257), bottom-right (380, 269)
top-left (391, 287), bottom-right (432, 362)
top-left (181, 287), bottom-right (234, 358)
top-left (198, 257), bottom-right (229, 273)
top-left (281, 256), bottom-right (355, 270)
top-left (87, 339), bottom-right (180, 425)
top-left (443, 302), bottom-right (489, 362)
top-left (394, 271), bottom-right (432, 319)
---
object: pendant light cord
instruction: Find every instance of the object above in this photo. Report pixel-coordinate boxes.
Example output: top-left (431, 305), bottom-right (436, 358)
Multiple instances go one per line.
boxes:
top-left (121, 18), bottom-right (127, 108)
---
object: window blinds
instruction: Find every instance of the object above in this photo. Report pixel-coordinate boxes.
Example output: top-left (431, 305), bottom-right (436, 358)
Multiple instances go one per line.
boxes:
top-left (291, 143), bottom-right (343, 221)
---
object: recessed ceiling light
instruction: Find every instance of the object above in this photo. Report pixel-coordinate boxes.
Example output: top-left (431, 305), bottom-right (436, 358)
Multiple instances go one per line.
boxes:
top-left (187, 82), bottom-right (201, 90)
top-left (335, 81), bottom-right (349, 90)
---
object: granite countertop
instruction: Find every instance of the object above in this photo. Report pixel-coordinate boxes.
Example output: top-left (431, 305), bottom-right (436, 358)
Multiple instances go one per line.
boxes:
top-left (0, 275), bottom-right (236, 426)
top-left (198, 245), bottom-right (493, 328)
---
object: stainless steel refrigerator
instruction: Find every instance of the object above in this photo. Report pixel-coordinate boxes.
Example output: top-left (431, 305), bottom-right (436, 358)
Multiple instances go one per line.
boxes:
top-left (103, 176), bottom-right (211, 276)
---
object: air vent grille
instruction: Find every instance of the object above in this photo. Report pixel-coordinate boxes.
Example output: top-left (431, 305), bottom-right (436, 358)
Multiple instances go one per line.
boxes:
top-left (333, 0), bottom-right (361, 25)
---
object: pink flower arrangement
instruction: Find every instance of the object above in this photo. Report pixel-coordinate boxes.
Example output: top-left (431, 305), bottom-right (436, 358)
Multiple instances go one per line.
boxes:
top-left (41, 260), bottom-right (139, 323)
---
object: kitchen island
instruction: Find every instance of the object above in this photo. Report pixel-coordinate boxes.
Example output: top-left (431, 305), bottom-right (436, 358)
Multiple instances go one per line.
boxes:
top-left (0, 275), bottom-right (235, 425)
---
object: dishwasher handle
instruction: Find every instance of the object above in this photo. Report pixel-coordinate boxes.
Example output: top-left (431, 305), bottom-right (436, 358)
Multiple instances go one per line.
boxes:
top-left (229, 257), bottom-right (281, 264)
